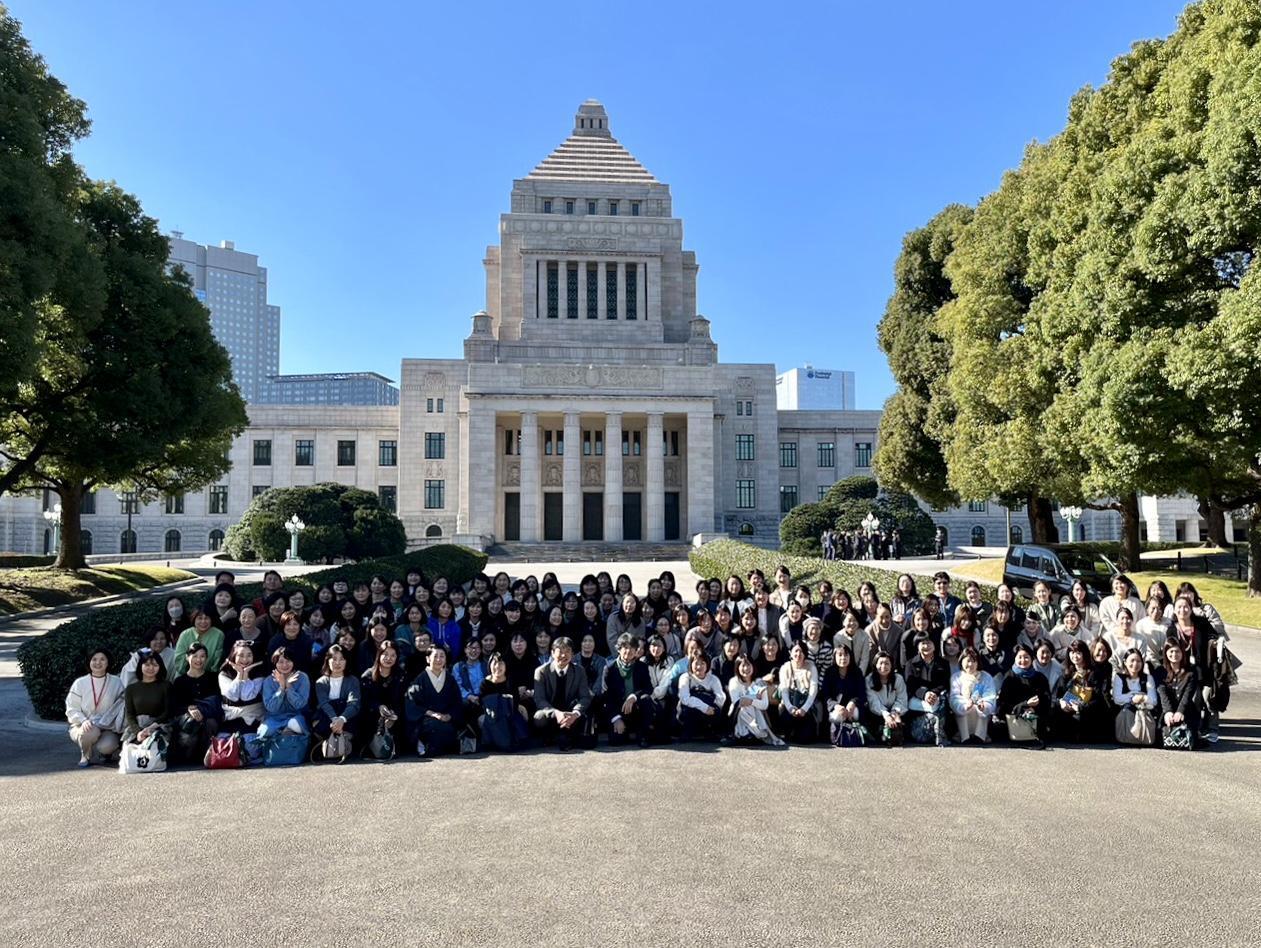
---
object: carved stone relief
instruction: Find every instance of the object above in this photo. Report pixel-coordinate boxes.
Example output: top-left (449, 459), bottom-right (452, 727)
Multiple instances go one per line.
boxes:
top-left (735, 376), bottom-right (755, 395)
top-left (736, 461), bottom-right (754, 478)
top-left (544, 462), bottom-right (563, 487)
top-left (424, 461), bottom-right (444, 478)
top-left (523, 364), bottom-right (663, 390)
top-left (504, 462), bottom-right (520, 486)
top-left (624, 462), bottom-right (641, 487)
top-left (582, 462), bottom-right (603, 487)
top-left (422, 372), bottom-right (446, 387)
top-left (664, 461), bottom-right (680, 487)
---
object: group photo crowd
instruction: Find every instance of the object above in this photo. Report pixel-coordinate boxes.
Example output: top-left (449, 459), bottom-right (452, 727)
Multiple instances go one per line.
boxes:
top-left (64, 561), bottom-right (1240, 771)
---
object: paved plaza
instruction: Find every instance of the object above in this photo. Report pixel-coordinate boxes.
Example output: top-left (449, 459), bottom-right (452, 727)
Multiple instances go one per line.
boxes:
top-left (1, 559), bottom-right (1259, 945)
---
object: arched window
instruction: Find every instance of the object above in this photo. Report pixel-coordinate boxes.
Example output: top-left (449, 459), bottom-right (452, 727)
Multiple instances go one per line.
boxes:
top-left (971, 525), bottom-right (986, 546)
top-left (42, 529), bottom-right (51, 555)
top-left (80, 530), bottom-right (93, 556)
top-left (164, 529), bottom-right (181, 553)
top-left (1009, 525), bottom-right (1023, 544)
top-left (425, 524), bottom-right (442, 538)
top-left (738, 521), bottom-right (755, 536)
top-left (208, 529), bottom-right (225, 551)
top-left (120, 529), bottom-right (137, 554)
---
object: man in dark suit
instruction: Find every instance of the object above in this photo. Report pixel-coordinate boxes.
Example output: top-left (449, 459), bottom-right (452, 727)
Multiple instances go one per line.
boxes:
top-left (601, 633), bottom-right (654, 746)
top-left (533, 636), bottom-right (593, 750)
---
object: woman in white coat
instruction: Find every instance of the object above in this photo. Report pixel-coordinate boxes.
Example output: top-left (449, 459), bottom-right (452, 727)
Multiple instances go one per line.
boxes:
top-left (65, 649), bottom-right (126, 767)
top-left (949, 647), bottom-right (998, 744)
top-left (726, 654), bottom-right (783, 746)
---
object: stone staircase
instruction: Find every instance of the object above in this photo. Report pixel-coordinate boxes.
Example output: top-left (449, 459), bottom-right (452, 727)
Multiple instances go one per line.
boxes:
top-left (486, 541), bottom-right (692, 563)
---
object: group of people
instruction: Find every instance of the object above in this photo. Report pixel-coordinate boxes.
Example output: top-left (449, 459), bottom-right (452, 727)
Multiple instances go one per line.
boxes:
top-left (821, 528), bottom-right (903, 562)
top-left (64, 560), bottom-right (1238, 769)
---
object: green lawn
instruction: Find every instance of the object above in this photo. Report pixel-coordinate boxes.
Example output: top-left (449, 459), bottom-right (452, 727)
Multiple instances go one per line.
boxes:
top-left (0, 565), bottom-right (195, 615)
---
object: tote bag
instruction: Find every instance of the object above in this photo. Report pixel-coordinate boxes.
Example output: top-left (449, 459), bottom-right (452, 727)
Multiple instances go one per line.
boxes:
top-left (119, 734), bottom-right (168, 774)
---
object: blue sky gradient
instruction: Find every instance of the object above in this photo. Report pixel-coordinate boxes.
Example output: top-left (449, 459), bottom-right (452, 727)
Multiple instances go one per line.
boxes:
top-left (10, 0), bottom-right (1189, 407)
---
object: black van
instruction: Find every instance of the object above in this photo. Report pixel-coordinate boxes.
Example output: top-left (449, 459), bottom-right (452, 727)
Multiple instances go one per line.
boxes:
top-left (1002, 544), bottom-right (1119, 600)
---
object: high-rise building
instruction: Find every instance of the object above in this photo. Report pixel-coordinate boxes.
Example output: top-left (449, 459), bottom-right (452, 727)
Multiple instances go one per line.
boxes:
top-left (168, 236), bottom-right (281, 403)
top-left (259, 372), bottom-right (400, 406)
top-left (775, 366), bottom-right (855, 410)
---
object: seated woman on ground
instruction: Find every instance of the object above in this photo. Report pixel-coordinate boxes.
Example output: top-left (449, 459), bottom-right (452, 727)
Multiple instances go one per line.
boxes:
top-left (1158, 639), bottom-right (1201, 747)
top-left (904, 634), bottom-right (950, 746)
top-left (405, 645), bottom-right (463, 757)
top-left (259, 646), bottom-right (311, 739)
top-left (1103, 608), bottom-right (1151, 673)
top-left (778, 641), bottom-right (821, 744)
top-left (823, 644), bottom-right (867, 746)
top-left (1033, 640), bottom-right (1063, 696)
top-left (313, 644), bottom-right (361, 756)
top-left (727, 654), bottom-right (783, 746)
top-left (121, 629), bottom-right (176, 688)
top-left (1047, 606), bottom-right (1087, 662)
top-left (1052, 639), bottom-right (1112, 743)
top-left (218, 641), bottom-right (266, 735)
top-left (977, 624), bottom-right (1011, 690)
top-left (122, 649), bottom-right (174, 746)
top-left (174, 609), bottom-right (224, 678)
top-left (941, 634), bottom-right (964, 675)
top-left (677, 652), bottom-right (727, 742)
top-left (478, 651), bottom-right (528, 751)
top-left (171, 642), bottom-right (221, 762)
top-left (267, 611), bottom-right (315, 675)
top-left (997, 644), bottom-right (1051, 747)
top-left (865, 651), bottom-right (907, 745)
top-left (1112, 647), bottom-right (1158, 745)
top-left (66, 649), bottom-right (125, 767)
top-left (359, 640), bottom-right (406, 749)
top-left (949, 647), bottom-right (997, 744)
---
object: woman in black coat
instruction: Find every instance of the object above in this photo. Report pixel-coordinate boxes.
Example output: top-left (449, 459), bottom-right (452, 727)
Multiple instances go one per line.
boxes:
top-left (1052, 639), bottom-right (1112, 743)
top-left (1157, 639), bottom-right (1202, 745)
top-left (405, 646), bottom-right (464, 757)
top-left (359, 640), bottom-right (407, 749)
top-left (997, 644), bottom-right (1051, 745)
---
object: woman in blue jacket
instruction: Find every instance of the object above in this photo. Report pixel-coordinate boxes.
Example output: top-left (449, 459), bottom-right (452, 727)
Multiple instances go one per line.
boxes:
top-left (312, 644), bottom-right (361, 746)
top-left (259, 646), bottom-right (311, 738)
top-left (427, 598), bottom-right (462, 656)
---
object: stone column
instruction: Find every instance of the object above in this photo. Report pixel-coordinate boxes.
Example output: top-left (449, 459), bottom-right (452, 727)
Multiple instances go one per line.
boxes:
top-left (686, 408), bottom-right (714, 537)
top-left (616, 261), bottom-right (627, 320)
top-left (465, 403), bottom-right (496, 537)
top-left (577, 260), bottom-right (587, 320)
top-left (604, 411), bottom-right (623, 541)
top-left (648, 257), bottom-right (663, 323)
top-left (597, 261), bottom-right (608, 319)
top-left (562, 411), bottom-right (581, 541)
top-left (523, 257), bottom-right (537, 321)
top-left (519, 411), bottom-right (540, 541)
top-left (646, 411), bottom-right (665, 542)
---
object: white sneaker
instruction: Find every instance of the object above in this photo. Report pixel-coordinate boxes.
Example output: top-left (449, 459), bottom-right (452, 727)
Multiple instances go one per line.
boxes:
top-left (416, 740), bottom-right (427, 757)
top-left (1207, 729), bottom-right (1220, 744)
top-left (285, 718), bottom-right (304, 735)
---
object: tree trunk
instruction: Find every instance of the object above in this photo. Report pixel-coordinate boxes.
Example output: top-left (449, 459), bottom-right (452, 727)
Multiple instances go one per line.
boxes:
top-left (53, 482), bottom-right (85, 570)
top-left (1197, 495), bottom-right (1228, 547)
top-left (1120, 491), bottom-right (1141, 571)
top-left (1028, 494), bottom-right (1060, 544)
top-left (1249, 504), bottom-right (1261, 598)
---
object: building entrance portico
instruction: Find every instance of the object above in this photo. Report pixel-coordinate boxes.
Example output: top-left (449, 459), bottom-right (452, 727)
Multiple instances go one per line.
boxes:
top-left (457, 399), bottom-right (712, 545)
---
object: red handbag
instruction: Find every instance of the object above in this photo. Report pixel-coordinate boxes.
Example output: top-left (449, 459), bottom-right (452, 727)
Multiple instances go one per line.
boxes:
top-left (204, 734), bottom-right (243, 769)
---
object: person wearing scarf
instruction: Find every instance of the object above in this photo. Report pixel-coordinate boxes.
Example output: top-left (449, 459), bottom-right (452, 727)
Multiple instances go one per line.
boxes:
top-left (405, 645), bottom-right (463, 757)
top-left (601, 633), bottom-right (654, 745)
top-left (997, 644), bottom-right (1050, 746)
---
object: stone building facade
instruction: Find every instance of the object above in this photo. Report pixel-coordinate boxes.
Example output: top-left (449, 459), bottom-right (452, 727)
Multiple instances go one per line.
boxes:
top-left (0, 101), bottom-right (1236, 557)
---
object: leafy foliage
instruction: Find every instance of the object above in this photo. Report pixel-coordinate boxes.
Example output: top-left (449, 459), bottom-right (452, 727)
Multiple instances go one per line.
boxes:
top-left (779, 476), bottom-right (936, 555)
top-left (224, 483), bottom-right (406, 562)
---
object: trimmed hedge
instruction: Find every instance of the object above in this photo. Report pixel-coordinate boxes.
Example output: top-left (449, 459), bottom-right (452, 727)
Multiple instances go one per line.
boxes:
top-left (18, 544), bottom-right (488, 721)
top-left (689, 539), bottom-right (1007, 607)
top-left (0, 554), bottom-right (54, 568)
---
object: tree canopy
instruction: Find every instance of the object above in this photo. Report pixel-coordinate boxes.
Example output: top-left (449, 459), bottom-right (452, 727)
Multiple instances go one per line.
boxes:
top-left (874, 0), bottom-right (1261, 591)
top-left (224, 483), bottom-right (407, 563)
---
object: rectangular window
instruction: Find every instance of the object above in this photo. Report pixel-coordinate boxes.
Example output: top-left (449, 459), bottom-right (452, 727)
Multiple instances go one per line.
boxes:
top-left (379, 440), bottom-right (397, 467)
top-left (621, 430), bottom-right (641, 456)
top-left (378, 485), bottom-right (397, 513)
top-left (337, 440), bottom-right (356, 466)
top-left (436, 398), bottom-right (444, 413)
top-left (608, 201), bottom-right (618, 215)
top-left (81, 490), bottom-right (96, 515)
top-left (504, 429), bottom-right (520, 456)
top-left (817, 442), bottom-right (835, 468)
top-left (566, 262), bottom-right (579, 319)
top-left (587, 200), bottom-right (597, 215)
top-left (120, 491), bottom-right (140, 515)
top-left (626, 262), bottom-right (637, 319)
top-left (586, 262), bottom-right (598, 318)
top-left (744, 400), bottom-right (753, 416)
top-left (780, 485), bottom-right (799, 513)
top-left (424, 433), bottom-right (445, 459)
top-left (164, 492), bottom-right (184, 515)
top-left (818, 485), bottom-right (829, 501)
top-left (780, 442), bottom-right (798, 468)
top-left (542, 199), bottom-right (552, 213)
top-left (736, 401), bottom-right (744, 416)
top-left (252, 440), bottom-right (271, 465)
top-left (632, 202), bottom-right (641, 216)
top-left (546, 262), bottom-right (559, 318)
top-left (544, 430), bottom-right (553, 456)
top-left (252, 485), bottom-right (269, 498)
top-left (968, 500), bottom-right (988, 513)
top-left (606, 263), bottom-right (618, 318)
top-left (736, 480), bottom-right (755, 509)
top-left (736, 433), bottom-right (755, 461)
top-left (208, 485), bottom-right (228, 515)
top-left (664, 430), bottom-right (679, 456)
top-left (565, 200), bottom-right (574, 215)
top-left (294, 439), bottom-right (314, 466)
top-left (855, 442), bottom-right (872, 468)
top-left (424, 480), bottom-right (445, 509)
top-left (426, 398), bottom-right (434, 413)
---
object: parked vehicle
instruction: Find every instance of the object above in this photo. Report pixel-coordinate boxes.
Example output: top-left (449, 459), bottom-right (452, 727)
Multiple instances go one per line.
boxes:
top-left (1002, 544), bottom-right (1119, 600)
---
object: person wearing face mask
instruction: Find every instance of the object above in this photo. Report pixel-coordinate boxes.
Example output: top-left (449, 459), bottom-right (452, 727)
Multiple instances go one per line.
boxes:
top-left (160, 596), bottom-right (189, 641)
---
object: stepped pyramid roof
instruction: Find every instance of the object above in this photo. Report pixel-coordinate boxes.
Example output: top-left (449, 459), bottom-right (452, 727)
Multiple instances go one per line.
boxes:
top-left (525, 100), bottom-right (658, 184)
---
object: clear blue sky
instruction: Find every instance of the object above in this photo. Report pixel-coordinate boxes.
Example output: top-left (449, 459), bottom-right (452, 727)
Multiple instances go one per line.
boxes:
top-left (10, 0), bottom-right (1189, 408)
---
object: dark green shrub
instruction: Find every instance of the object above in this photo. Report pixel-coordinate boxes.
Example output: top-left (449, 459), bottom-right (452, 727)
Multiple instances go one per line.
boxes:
top-left (223, 482), bottom-right (405, 562)
top-left (18, 544), bottom-right (487, 720)
top-left (0, 554), bottom-right (55, 568)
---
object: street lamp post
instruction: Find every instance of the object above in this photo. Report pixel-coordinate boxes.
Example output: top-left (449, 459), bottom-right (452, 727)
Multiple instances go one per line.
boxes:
top-left (284, 514), bottom-right (306, 564)
top-left (42, 503), bottom-right (62, 558)
top-left (1062, 505), bottom-right (1083, 543)
top-left (861, 511), bottom-right (880, 560)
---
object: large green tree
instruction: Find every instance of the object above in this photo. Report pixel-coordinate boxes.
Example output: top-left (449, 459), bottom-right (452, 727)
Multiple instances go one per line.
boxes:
top-left (5, 182), bottom-right (247, 568)
top-left (225, 483), bottom-right (406, 563)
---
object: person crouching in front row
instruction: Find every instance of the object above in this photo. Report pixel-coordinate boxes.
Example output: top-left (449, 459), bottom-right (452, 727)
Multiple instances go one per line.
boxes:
top-left (532, 636), bottom-right (594, 751)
